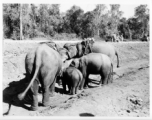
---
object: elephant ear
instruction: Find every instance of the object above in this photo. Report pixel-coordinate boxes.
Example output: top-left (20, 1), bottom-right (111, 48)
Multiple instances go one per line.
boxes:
top-left (79, 41), bottom-right (88, 55)
top-left (76, 43), bottom-right (83, 57)
top-left (54, 43), bottom-right (61, 52)
top-left (83, 42), bottom-right (93, 55)
top-left (79, 58), bottom-right (87, 77)
top-left (81, 41), bottom-right (87, 47)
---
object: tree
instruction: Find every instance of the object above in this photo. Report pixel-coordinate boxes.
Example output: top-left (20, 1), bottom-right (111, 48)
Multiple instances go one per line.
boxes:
top-left (64, 5), bottom-right (84, 36)
top-left (118, 17), bottom-right (130, 39)
top-left (135, 5), bottom-right (149, 37)
top-left (22, 4), bottom-right (31, 39)
top-left (48, 4), bottom-right (62, 35)
top-left (107, 4), bottom-right (123, 35)
top-left (81, 11), bottom-right (95, 38)
top-left (93, 4), bottom-right (107, 36)
top-left (3, 4), bottom-right (20, 40)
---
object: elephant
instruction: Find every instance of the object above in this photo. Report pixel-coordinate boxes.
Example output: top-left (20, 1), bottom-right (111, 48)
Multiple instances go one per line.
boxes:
top-left (91, 41), bottom-right (120, 68)
top-left (40, 41), bottom-right (61, 51)
top-left (56, 59), bottom-right (73, 86)
top-left (40, 42), bottom-right (69, 62)
top-left (70, 53), bottom-right (113, 90)
top-left (63, 40), bottom-right (94, 59)
top-left (58, 47), bottom-right (70, 62)
top-left (18, 44), bottom-right (62, 111)
top-left (61, 67), bottom-right (83, 95)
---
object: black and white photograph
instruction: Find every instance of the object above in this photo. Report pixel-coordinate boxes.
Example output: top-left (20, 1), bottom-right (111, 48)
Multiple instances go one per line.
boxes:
top-left (2, 0), bottom-right (151, 118)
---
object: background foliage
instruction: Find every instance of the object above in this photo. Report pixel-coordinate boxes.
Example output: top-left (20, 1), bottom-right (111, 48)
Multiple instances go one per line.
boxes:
top-left (3, 4), bottom-right (149, 40)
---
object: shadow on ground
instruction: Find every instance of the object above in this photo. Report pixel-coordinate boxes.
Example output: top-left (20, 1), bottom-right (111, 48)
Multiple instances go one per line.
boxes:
top-left (3, 74), bottom-right (65, 115)
top-left (3, 75), bottom-right (33, 115)
top-left (79, 113), bottom-right (95, 117)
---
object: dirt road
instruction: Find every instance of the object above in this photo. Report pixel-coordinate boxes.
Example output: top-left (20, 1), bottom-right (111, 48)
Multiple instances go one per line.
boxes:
top-left (3, 41), bottom-right (149, 117)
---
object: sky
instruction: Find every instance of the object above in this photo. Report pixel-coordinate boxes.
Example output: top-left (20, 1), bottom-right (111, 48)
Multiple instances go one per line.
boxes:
top-left (59, 4), bottom-right (149, 19)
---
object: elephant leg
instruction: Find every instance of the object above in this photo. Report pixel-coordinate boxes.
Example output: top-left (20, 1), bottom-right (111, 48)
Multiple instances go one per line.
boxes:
top-left (75, 86), bottom-right (78, 94)
top-left (62, 79), bottom-right (67, 94)
top-left (102, 74), bottom-right (109, 85)
top-left (67, 83), bottom-right (71, 94)
top-left (84, 74), bottom-right (89, 89)
top-left (76, 78), bottom-right (81, 93)
top-left (42, 75), bottom-right (53, 106)
top-left (100, 70), bottom-right (109, 85)
top-left (70, 87), bottom-right (75, 95)
top-left (110, 65), bottom-right (113, 83)
top-left (49, 77), bottom-right (57, 97)
top-left (42, 87), bottom-right (50, 106)
top-left (30, 78), bottom-right (39, 111)
top-left (79, 77), bottom-right (86, 90)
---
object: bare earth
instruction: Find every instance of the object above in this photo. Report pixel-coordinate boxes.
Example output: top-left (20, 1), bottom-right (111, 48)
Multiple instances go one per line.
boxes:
top-left (3, 41), bottom-right (149, 117)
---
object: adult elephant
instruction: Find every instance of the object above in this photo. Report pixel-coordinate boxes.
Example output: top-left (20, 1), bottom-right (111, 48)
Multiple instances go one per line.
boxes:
top-left (40, 41), bottom-right (61, 51)
top-left (70, 53), bottom-right (113, 90)
top-left (91, 41), bottom-right (120, 68)
top-left (63, 40), bottom-right (94, 59)
top-left (18, 44), bottom-right (62, 111)
top-left (58, 47), bottom-right (70, 62)
top-left (40, 41), bottom-right (70, 62)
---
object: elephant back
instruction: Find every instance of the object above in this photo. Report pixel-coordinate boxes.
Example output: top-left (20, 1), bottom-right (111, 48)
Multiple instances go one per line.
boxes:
top-left (40, 41), bottom-right (61, 52)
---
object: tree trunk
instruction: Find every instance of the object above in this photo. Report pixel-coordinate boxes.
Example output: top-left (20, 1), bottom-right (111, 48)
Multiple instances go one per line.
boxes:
top-left (127, 25), bottom-right (132, 40)
top-left (20, 4), bottom-right (23, 40)
top-left (97, 29), bottom-right (99, 36)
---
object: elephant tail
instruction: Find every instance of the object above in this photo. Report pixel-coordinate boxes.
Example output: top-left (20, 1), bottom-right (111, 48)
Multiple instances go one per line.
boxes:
top-left (115, 50), bottom-right (120, 68)
top-left (18, 50), bottom-right (41, 101)
top-left (110, 63), bottom-right (113, 83)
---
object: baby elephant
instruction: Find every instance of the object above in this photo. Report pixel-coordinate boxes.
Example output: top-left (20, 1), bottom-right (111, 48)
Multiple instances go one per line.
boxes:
top-left (70, 53), bottom-right (113, 89)
top-left (62, 67), bottom-right (83, 95)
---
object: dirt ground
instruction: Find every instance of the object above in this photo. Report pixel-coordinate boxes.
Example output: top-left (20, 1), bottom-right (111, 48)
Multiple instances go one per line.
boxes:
top-left (3, 40), bottom-right (149, 117)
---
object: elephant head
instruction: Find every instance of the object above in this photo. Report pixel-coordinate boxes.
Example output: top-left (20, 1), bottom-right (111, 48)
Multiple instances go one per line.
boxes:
top-left (58, 48), bottom-right (70, 62)
top-left (63, 40), bottom-right (94, 59)
top-left (70, 58), bottom-right (86, 79)
top-left (56, 59), bottom-right (73, 86)
top-left (79, 39), bottom-right (95, 56)
top-left (70, 58), bottom-right (80, 68)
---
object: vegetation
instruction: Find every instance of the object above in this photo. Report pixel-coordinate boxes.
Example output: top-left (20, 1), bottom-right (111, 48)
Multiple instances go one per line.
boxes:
top-left (3, 4), bottom-right (149, 40)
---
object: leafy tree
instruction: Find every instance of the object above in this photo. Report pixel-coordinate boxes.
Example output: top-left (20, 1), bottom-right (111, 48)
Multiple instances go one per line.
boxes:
top-left (48, 4), bottom-right (62, 35)
top-left (4, 4), bottom-right (149, 41)
top-left (134, 5), bottom-right (149, 37)
top-left (22, 4), bottom-right (31, 39)
top-left (118, 17), bottom-right (130, 39)
top-left (64, 5), bottom-right (84, 36)
top-left (127, 17), bottom-right (143, 39)
top-left (3, 4), bottom-right (20, 40)
top-left (81, 11), bottom-right (95, 38)
top-left (93, 4), bottom-right (107, 36)
top-left (38, 4), bottom-right (49, 35)
top-left (108, 5), bottom-right (123, 35)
